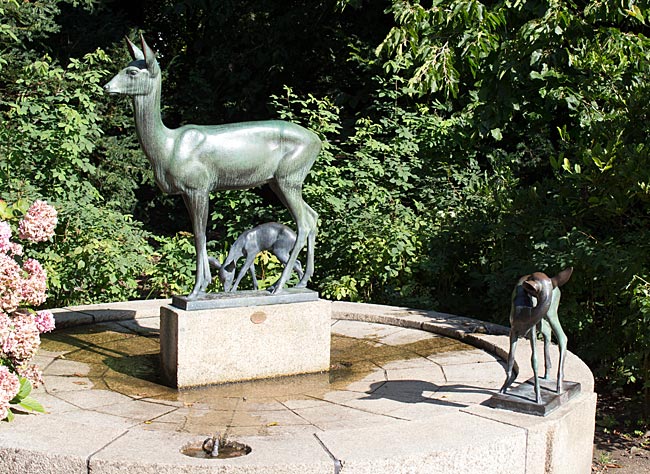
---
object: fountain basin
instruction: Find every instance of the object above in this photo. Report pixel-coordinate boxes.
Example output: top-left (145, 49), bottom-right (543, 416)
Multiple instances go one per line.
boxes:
top-left (0, 299), bottom-right (595, 473)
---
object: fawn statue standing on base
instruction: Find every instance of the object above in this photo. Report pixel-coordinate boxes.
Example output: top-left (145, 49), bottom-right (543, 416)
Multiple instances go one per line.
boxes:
top-left (209, 222), bottom-right (304, 293)
top-left (104, 35), bottom-right (320, 300)
top-left (500, 267), bottom-right (573, 403)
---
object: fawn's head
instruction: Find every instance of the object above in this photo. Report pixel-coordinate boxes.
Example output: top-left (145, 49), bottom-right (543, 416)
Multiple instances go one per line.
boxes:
top-left (209, 258), bottom-right (236, 292)
top-left (104, 35), bottom-right (161, 96)
top-left (219, 262), bottom-right (237, 292)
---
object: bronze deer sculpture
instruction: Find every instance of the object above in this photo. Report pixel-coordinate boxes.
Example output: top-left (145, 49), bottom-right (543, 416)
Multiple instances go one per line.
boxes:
top-left (104, 36), bottom-right (320, 299)
top-left (210, 222), bottom-right (304, 293)
top-left (500, 267), bottom-right (573, 403)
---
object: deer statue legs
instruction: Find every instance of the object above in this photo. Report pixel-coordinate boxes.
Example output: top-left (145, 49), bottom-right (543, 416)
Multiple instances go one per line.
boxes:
top-left (528, 323), bottom-right (542, 403)
top-left (539, 289), bottom-right (568, 393)
top-left (268, 173), bottom-right (319, 293)
top-left (500, 268), bottom-right (573, 404)
top-left (183, 153), bottom-right (318, 299)
top-left (183, 190), bottom-right (212, 299)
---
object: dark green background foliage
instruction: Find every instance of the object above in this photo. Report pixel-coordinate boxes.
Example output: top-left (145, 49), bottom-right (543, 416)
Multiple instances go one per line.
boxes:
top-left (0, 0), bottom-right (648, 410)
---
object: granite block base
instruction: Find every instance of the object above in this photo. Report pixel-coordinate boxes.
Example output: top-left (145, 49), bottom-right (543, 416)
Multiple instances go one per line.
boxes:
top-left (160, 300), bottom-right (332, 388)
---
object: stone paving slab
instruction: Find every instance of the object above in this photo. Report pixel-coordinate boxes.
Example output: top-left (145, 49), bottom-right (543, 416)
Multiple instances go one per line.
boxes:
top-left (42, 357), bottom-right (93, 376)
top-left (52, 389), bottom-right (134, 409)
top-left (385, 364), bottom-right (447, 384)
top-left (426, 347), bottom-right (500, 365)
top-left (464, 392), bottom-right (598, 474)
top-left (331, 319), bottom-right (405, 341)
top-left (89, 430), bottom-right (334, 474)
top-left (2, 299), bottom-right (596, 474)
top-left (315, 414), bottom-right (527, 474)
top-left (28, 391), bottom-right (80, 414)
top-left (0, 413), bottom-right (134, 473)
top-left (441, 360), bottom-right (506, 383)
top-left (41, 374), bottom-right (96, 393)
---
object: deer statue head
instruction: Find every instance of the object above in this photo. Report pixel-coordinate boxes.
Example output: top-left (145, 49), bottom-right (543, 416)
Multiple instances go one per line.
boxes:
top-left (104, 35), bottom-right (160, 96)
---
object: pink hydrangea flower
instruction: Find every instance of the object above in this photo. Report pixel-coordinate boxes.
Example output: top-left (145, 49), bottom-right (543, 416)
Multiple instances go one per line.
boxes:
top-left (0, 365), bottom-right (20, 420)
top-left (0, 222), bottom-right (11, 254)
top-left (9, 242), bottom-right (23, 256)
top-left (34, 310), bottom-right (55, 333)
top-left (0, 312), bottom-right (10, 349)
top-left (0, 221), bottom-right (23, 256)
top-left (17, 364), bottom-right (43, 388)
top-left (18, 200), bottom-right (58, 243)
top-left (0, 365), bottom-right (20, 400)
top-left (21, 258), bottom-right (47, 306)
top-left (0, 254), bottom-right (23, 313)
top-left (0, 200), bottom-right (58, 420)
top-left (3, 311), bottom-right (40, 362)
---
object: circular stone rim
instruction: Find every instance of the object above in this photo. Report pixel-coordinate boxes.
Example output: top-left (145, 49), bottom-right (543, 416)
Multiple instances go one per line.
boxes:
top-left (0, 299), bottom-right (596, 474)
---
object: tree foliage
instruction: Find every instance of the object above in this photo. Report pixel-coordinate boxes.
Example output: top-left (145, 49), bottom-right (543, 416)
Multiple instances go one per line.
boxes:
top-left (354, 0), bottom-right (650, 405)
top-left (0, 0), bottom-right (152, 304)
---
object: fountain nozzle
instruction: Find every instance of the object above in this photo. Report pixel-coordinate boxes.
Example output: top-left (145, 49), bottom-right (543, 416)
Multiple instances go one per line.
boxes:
top-left (202, 433), bottom-right (222, 458)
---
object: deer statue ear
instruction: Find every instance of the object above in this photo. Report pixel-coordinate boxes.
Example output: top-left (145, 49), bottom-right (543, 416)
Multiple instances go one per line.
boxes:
top-left (551, 267), bottom-right (573, 288)
top-left (125, 36), bottom-right (144, 61)
top-left (140, 34), bottom-right (160, 77)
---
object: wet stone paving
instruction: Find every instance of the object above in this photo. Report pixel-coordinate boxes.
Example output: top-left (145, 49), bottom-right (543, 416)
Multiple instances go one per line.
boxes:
top-left (33, 317), bottom-right (507, 438)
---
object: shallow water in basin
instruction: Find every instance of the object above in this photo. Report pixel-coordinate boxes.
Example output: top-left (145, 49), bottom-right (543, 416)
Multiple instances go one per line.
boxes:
top-left (38, 318), bottom-right (493, 436)
top-left (40, 320), bottom-right (468, 402)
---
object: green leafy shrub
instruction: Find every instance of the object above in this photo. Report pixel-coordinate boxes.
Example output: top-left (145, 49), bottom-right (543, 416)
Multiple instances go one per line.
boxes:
top-left (144, 233), bottom-right (201, 298)
top-left (33, 200), bottom-right (152, 306)
top-left (0, 0), bottom-right (152, 307)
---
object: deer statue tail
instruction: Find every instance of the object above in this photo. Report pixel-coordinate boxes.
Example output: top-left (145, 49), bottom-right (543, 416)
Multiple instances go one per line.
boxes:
top-left (520, 272), bottom-right (554, 323)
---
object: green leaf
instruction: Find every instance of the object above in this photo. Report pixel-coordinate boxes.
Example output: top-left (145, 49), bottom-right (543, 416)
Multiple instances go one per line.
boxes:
top-left (17, 397), bottom-right (45, 414)
top-left (10, 377), bottom-right (32, 404)
top-left (490, 128), bottom-right (503, 141)
top-left (0, 200), bottom-right (12, 219)
top-left (530, 50), bottom-right (542, 65)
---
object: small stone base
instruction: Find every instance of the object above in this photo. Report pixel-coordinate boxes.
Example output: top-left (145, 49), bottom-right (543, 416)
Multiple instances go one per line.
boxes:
top-left (160, 299), bottom-right (332, 388)
top-left (484, 378), bottom-right (581, 416)
top-left (172, 288), bottom-right (319, 311)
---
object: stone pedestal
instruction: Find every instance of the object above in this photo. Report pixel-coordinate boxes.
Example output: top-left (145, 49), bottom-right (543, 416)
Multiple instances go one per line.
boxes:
top-left (160, 299), bottom-right (332, 388)
top-left (484, 377), bottom-right (581, 416)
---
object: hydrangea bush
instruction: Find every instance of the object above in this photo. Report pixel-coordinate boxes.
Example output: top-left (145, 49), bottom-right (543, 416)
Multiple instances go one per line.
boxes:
top-left (0, 199), bottom-right (57, 422)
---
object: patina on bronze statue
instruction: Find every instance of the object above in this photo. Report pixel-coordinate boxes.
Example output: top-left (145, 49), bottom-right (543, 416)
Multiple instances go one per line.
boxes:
top-left (209, 222), bottom-right (304, 293)
top-left (104, 35), bottom-right (320, 300)
top-left (500, 267), bottom-right (573, 403)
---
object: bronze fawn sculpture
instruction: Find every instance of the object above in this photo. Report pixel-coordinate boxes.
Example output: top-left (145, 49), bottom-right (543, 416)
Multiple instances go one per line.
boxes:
top-left (500, 267), bottom-right (573, 403)
top-left (104, 35), bottom-right (320, 299)
top-left (209, 222), bottom-right (304, 292)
